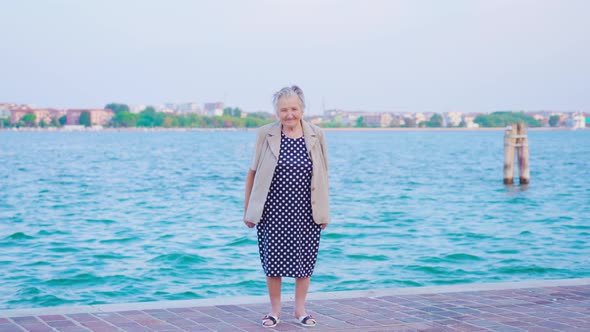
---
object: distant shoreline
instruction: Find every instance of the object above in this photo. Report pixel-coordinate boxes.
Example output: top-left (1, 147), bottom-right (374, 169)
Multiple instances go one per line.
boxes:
top-left (0, 127), bottom-right (254, 132)
top-left (0, 126), bottom-right (585, 133)
top-left (321, 127), bottom-right (582, 132)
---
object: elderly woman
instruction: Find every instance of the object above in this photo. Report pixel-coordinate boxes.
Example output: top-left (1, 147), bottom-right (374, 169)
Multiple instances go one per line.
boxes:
top-left (243, 85), bottom-right (330, 328)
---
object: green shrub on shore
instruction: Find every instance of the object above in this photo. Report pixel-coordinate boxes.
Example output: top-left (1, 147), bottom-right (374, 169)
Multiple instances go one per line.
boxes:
top-left (475, 111), bottom-right (541, 127)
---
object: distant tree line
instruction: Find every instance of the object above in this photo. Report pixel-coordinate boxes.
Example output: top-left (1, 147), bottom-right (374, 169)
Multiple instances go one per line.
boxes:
top-left (421, 114), bottom-right (443, 127)
top-left (0, 107), bottom-right (556, 129)
top-left (474, 111), bottom-right (541, 128)
top-left (106, 103), bottom-right (273, 128)
top-left (6, 113), bottom-right (65, 128)
top-left (320, 113), bottom-right (445, 128)
top-left (549, 115), bottom-right (560, 127)
top-left (321, 112), bottom-right (542, 128)
top-left (3, 103), bottom-right (274, 128)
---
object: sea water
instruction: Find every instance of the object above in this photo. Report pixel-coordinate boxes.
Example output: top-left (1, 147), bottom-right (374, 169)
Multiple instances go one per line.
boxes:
top-left (0, 129), bottom-right (588, 309)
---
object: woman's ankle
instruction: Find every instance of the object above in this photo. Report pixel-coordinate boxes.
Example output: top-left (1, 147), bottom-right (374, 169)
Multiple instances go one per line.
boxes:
top-left (270, 307), bottom-right (281, 317)
top-left (294, 308), bottom-right (307, 317)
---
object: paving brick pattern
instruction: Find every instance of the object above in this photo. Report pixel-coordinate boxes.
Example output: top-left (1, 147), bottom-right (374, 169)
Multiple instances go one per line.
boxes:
top-left (1, 284), bottom-right (589, 331)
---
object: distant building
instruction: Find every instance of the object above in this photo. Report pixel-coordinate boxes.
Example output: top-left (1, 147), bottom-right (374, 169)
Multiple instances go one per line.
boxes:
top-left (181, 102), bottom-right (202, 114)
top-left (87, 109), bottom-right (114, 126)
top-left (10, 107), bottom-right (66, 125)
top-left (463, 115), bottom-right (480, 128)
top-left (323, 109), bottom-right (343, 119)
top-left (39, 109), bottom-right (66, 125)
top-left (556, 113), bottom-right (569, 126)
top-left (164, 102), bottom-right (202, 114)
top-left (362, 113), bottom-right (393, 127)
top-left (532, 114), bottom-right (548, 126)
top-left (414, 113), bottom-right (427, 125)
top-left (129, 105), bottom-right (148, 114)
top-left (324, 109), bottom-right (395, 127)
top-left (396, 112), bottom-right (414, 127)
top-left (154, 105), bottom-right (176, 114)
top-left (306, 116), bottom-right (323, 125)
top-left (323, 109), bottom-right (345, 125)
top-left (9, 106), bottom-right (31, 124)
top-left (390, 115), bottom-right (403, 127)
top-left (341, 113), bottom-right (361, 126)
top-left (569, 113), bottom-right (586, 129)
top-left (66, 109), bottom-right (114, 126)
top-left (445, 112), bottom-right (463, 127)
top-left (383, 113), bottom-right (394, 127)
top-left (204, 102), bottom-right (224, 117)
top-left (0, 103), bottom-right (18, 119)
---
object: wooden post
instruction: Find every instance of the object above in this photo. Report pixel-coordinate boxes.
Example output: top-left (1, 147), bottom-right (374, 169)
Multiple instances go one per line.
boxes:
top-left (503, 124), bottom-right (517, 184)
top-left (517, 123), bottom-right (530, 184)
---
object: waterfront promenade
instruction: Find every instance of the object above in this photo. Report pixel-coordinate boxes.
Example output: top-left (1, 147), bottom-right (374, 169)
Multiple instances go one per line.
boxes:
top-left (0, 278), bottom-right (588, 331)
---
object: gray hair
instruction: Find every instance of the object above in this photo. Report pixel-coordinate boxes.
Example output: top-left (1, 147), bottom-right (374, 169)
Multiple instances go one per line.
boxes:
top-left (272, 85), bottom-right (306, 113)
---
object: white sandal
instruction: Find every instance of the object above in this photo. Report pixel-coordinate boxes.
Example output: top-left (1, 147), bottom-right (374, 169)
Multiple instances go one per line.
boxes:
top-left (298, 314), bottom-right (316, 327)
top-left (262, 314), bottom-right (280, 328)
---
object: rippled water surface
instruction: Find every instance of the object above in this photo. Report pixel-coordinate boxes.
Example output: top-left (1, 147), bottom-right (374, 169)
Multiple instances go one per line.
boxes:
top-left (1, 129), bottom-right (589, 309)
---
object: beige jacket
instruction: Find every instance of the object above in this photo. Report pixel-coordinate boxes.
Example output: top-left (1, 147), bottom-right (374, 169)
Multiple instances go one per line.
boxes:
top-left (245, 120), bottom-right (330, 225)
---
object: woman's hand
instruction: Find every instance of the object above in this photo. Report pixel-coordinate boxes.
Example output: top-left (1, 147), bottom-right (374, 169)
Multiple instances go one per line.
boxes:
top-left (244, 219), bottom-right (255, 228)
top-left (320, 224), bottom-right (328, 230)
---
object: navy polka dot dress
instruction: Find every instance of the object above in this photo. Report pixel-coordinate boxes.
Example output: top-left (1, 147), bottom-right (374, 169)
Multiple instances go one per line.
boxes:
top-left (257, 133), bottom-right (322, 278)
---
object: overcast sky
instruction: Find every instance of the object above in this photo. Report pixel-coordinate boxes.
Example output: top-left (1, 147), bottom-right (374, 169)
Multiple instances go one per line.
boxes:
top-left (1, 0), bottom-right (589, 115)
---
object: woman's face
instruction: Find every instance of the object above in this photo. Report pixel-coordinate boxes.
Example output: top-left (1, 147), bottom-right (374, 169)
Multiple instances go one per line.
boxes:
top-left (277, 95), bottom-right (303, 128)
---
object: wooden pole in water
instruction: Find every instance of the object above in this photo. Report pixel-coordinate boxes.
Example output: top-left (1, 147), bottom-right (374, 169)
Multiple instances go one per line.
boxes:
top-left (517, 123), bottom-right (530, 184)
top-left (503, 124), bottom-right (517, 184)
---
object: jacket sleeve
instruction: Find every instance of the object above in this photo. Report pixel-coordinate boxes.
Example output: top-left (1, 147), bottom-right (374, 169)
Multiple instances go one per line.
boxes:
top-left (319, 129), bottom-right (328, 171)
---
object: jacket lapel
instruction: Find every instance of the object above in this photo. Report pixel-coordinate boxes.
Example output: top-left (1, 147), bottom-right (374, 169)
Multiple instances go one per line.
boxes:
top-left (267, 122), bottom-right (281, 159)
top-left (302, 120), bottom-right (318, 153)
top-left (268, 120), bottom-right (317, 158)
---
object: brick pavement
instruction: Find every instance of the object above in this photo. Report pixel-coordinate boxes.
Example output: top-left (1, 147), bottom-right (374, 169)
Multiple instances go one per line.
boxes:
top-left (0, 282), bottom-right (588, 331)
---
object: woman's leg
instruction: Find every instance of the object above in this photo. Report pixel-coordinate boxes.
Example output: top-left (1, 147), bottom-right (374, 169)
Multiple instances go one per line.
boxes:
top-left (294, 277), bottom-right (311, 317)
top-left (266, 276), bottom-right (282, 316)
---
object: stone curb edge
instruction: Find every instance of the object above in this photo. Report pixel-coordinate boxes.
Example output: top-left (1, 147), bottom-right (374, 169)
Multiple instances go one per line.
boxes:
top-left (2, 277), bottom-right (589, 318)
